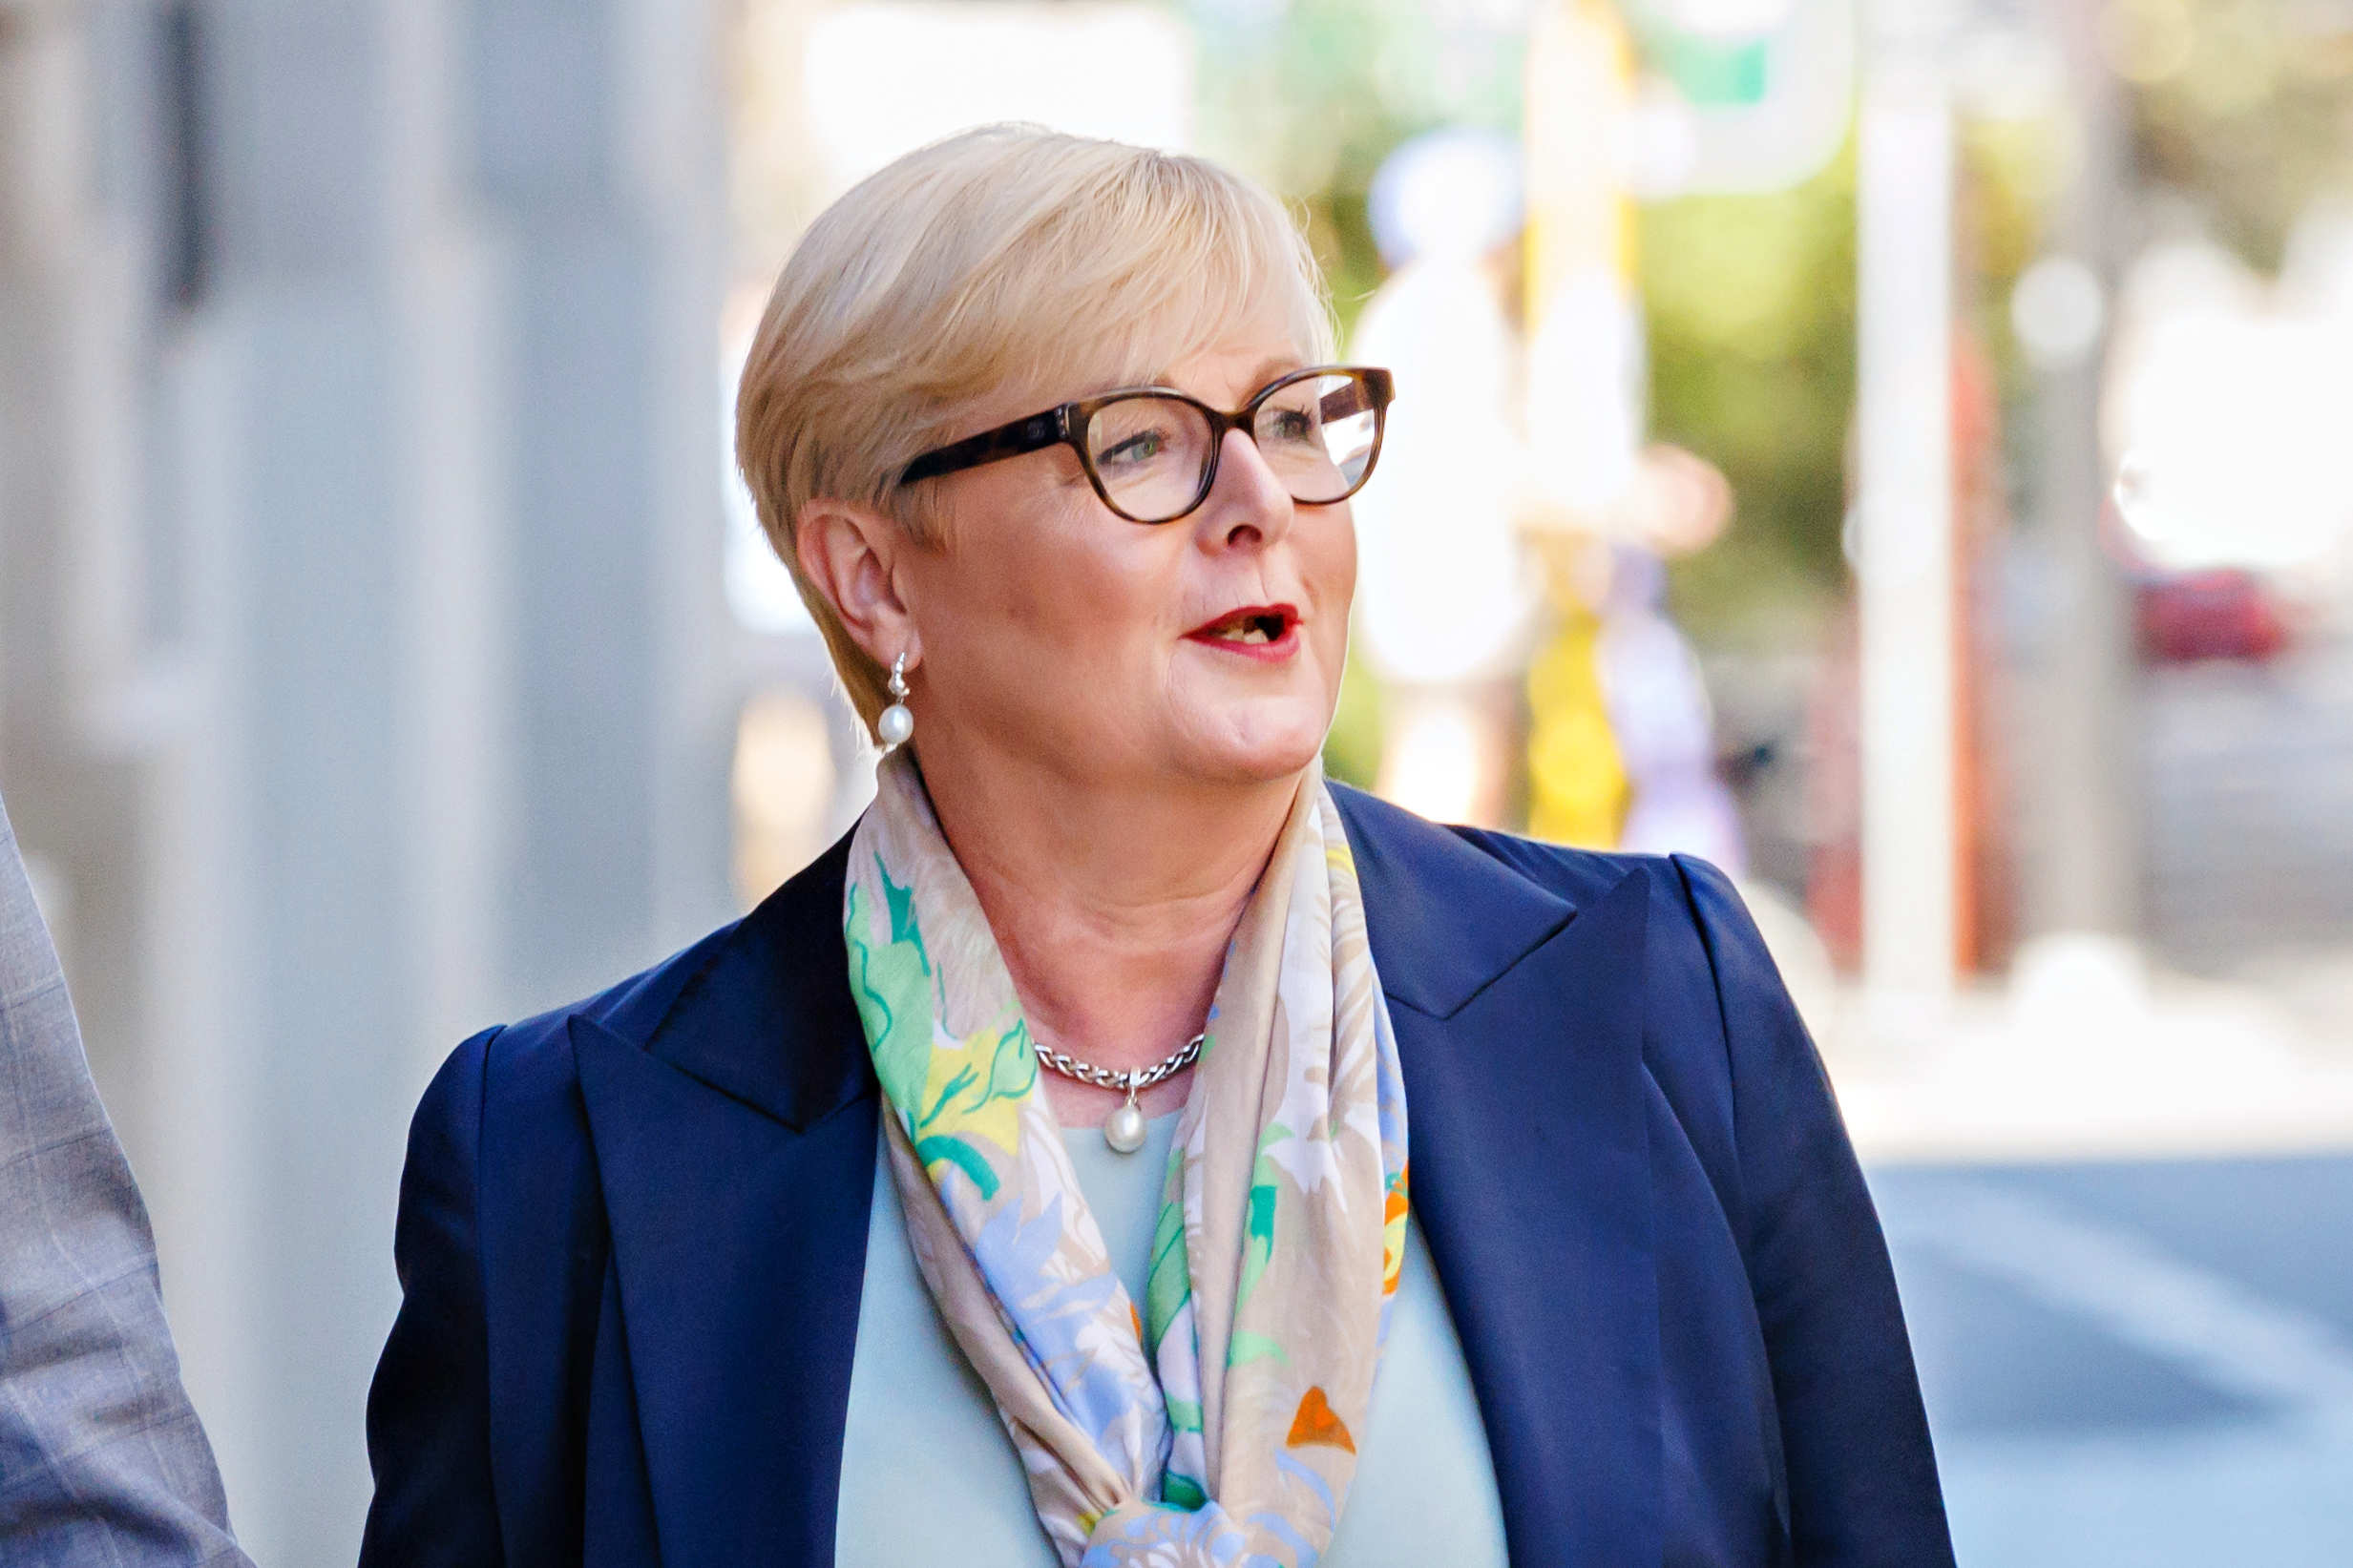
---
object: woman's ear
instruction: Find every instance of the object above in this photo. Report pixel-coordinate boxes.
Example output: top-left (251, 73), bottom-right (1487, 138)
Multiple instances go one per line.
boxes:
top-left (796, 499), bottom-right (920, 668)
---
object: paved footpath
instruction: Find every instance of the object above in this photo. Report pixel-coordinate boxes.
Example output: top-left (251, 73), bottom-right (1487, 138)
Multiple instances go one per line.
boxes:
top-left (1870, 1156), bottom-right (2353, 1566)
top-left (2144, 633), bottom-right (2353, 972)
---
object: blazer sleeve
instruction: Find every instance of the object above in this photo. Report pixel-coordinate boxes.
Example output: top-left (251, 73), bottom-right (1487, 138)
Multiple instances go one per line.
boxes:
top-left (1671, 855), bottom-right (1957, 1568)
top-left (0, 796), bottom-right (251, 1567)
top-left (361, 1030), bottom-right (507, 1566)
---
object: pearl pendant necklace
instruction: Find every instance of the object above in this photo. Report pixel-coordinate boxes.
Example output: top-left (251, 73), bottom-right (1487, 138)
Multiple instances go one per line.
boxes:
top-left (1104, 1096), bottom-right (1150, 1156)
top-left (1033, 1032), bottom-right (1207, 1154)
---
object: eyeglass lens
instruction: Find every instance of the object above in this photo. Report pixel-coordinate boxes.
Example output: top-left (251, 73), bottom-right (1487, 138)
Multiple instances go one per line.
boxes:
top-left (1082, 373), bottom-right (1382, 522)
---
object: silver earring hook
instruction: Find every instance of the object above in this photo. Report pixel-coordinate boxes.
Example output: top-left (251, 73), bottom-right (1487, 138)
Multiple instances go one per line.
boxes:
top-left (878, 652), bottom-right (915, 752)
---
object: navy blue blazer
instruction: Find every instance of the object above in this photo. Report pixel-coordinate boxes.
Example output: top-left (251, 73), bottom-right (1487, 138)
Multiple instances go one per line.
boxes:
top-left (360, 785), bottom-right (1954, 1567)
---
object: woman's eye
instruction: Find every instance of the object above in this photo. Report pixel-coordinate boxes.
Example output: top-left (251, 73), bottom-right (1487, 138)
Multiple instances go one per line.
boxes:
top-left (1265, 408), bottom-right (1315, 443)
top-left (1101, 429), bottom-right (1169, 467)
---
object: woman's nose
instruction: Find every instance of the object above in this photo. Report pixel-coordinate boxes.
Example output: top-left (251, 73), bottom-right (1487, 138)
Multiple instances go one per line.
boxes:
top-left (1200, 428), bottom-right (1295, 550)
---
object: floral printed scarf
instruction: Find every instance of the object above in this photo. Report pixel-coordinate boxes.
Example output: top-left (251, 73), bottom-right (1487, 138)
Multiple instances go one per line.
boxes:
top-left (843, 752), bottom-right (1410, 1567)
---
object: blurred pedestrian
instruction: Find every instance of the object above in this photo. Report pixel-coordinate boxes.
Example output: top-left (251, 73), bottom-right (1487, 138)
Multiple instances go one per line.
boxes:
top-left (364, 126), bottom-right (1953, 1568)
top-left (0, 793), bottom-right (250, 1565)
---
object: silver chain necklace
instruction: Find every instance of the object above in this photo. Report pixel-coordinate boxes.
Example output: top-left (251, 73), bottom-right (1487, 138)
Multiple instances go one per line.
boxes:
top-left (1032, 1032), bottom-right (1206, 1154)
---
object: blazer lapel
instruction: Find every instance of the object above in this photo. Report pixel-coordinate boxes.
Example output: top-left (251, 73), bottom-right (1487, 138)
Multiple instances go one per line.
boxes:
top-left (574, 836), bottom-right (879, 1568)
top-left (1336, 788), bottom-right (1662, 1568)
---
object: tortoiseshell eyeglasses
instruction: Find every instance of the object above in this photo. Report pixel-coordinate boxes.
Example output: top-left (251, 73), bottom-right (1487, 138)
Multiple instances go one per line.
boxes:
top-left (898, 366), bottom-right (1396, 525)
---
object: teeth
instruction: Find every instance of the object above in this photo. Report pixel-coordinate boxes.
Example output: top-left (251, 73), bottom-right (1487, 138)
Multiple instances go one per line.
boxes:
top-left (1204, 613), bottom-right (1285, 644)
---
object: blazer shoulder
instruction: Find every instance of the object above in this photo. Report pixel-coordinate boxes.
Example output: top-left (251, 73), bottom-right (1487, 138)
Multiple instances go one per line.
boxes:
top-left (420, 919), bottom-right (744, 1158)
top-left (445, 826), bottom-right (863, 1151)
top-left (1446, 826), bottom-right (1759, 969)
top-left (500, 914), bottom-right (749, 1061)
top-left (1444, 823), bottom-right (1682, 905)
top-left (1440, 826), bottom-right (1780, 1083)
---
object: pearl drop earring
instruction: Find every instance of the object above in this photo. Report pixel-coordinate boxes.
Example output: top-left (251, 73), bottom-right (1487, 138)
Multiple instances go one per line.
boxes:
top-left (877, 653), bottom-right (914, 751)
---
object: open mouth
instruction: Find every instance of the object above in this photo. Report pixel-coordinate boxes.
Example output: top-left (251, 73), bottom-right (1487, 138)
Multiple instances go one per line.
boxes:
top-left (1185, 603), bottom-right (1301, 657)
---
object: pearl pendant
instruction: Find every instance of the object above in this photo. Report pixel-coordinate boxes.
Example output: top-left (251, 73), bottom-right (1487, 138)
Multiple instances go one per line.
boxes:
top-left (1104, 1097), bottom-right (1147, 1154)
top-left (877, 701), bottom-right (914, 748)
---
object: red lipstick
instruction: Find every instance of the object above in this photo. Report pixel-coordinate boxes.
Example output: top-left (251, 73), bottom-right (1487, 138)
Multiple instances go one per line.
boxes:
top-left (1184, 603), bottom-right (1301, 663)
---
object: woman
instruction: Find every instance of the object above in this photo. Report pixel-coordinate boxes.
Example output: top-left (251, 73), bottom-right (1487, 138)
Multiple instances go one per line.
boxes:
top-left (362, 127), bottom-right (1953, 1568)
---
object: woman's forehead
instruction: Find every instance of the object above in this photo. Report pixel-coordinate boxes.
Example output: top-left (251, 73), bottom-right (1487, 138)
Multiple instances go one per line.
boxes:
top-left (1152, 343), bottom-right (1310, 403)
top-left (932, 272), bottom-right (1318, 442)
top-left (1061, 306), bottom-right (1310, 402)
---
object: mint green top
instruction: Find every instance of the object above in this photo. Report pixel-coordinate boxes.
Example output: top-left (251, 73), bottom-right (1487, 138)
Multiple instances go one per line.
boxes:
top-left (835, 1110), bottom-right (1508, 1566)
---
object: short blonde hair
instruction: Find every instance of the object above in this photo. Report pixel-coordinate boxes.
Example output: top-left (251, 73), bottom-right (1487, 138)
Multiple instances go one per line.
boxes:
top-left (734, 124), bottom-right (1335, 734)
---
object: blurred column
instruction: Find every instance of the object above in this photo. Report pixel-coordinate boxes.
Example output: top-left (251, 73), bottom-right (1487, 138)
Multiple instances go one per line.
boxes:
top-left (0, 1), bottom-right (160, 1147)
top-left (1855, 0), bottom-right (1957, 998)
top-left (1, 0), bottom-right (730, 1559)
top-left (473, 0), bottom-right (734, 1008)
top-left (201, 8), bottom-right (416, 1553)
top-left (0, 0), bottom-right (261, 1537)
top-left (2018, 0), bottom-right (2138, 940)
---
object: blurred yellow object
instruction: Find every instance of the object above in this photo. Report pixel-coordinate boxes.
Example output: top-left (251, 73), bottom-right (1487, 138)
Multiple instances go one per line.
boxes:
top-left (1524, 609), bottom-right (1628, 847)
top-left (1523, 0), bottom-right (1639, 851)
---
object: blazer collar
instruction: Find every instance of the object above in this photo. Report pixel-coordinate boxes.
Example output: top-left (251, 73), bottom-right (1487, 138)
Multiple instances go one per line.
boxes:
top-left (1335, 785), bottom-right (1664, 1568)
top-left (584, 828), bottom-right (873, 1131)
top-left (1328, 784), bottom-right (1576, 1015)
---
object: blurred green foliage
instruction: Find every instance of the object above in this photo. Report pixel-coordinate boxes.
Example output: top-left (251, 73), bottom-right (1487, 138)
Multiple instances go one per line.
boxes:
top-left (1323, 646), bottom-right (1386, 790)
top-left (1642, 135), bottom-right (1858, 649)
top-left (1189, 0), bottom-right (1523, 338)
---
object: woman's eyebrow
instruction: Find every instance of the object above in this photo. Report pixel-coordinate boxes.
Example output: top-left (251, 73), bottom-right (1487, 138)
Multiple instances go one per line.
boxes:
top-left (1248, 356), bottom-right (1304, 387)
top-left (1132, 358), bottom-right (1306, 402)
top-left (1117, 356), bottom-right (1304, 405)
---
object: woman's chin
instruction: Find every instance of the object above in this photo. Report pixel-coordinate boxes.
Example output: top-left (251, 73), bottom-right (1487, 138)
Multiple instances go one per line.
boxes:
top-left (1173, 700), bottom-right (1334, 785)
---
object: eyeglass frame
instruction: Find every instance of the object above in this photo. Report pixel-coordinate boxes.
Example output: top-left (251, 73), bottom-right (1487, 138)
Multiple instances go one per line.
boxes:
top-left (895, 365), bottom-right (1397, 525)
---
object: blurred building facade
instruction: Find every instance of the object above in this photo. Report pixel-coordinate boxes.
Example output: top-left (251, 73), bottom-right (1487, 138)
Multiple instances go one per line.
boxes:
top-left (0, 0), bottom-right (736, 1558)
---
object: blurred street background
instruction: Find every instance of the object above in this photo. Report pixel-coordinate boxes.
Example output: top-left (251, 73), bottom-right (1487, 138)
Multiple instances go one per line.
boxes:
top-left (4, 0), bottom-right (2353, 1560)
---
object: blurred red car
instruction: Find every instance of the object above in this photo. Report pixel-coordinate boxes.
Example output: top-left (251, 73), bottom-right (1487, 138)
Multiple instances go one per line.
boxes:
top-left (2136, 570), bottom-right (2292, 664)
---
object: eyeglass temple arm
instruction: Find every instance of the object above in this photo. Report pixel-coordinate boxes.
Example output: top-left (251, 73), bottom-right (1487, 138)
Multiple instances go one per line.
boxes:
top-left (1314, 368), bottom-right (1394, 422)
top-left (899, 408), bottom-right (1072, 486)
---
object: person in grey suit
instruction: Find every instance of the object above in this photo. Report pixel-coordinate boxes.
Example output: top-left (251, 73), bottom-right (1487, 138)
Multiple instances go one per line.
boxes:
top-left (0, 793), bottom-right (250, 1564)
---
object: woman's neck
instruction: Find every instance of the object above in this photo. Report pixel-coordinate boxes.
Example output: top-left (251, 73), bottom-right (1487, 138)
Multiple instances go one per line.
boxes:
top-left (913, 746), bottom-right (1303, 1128)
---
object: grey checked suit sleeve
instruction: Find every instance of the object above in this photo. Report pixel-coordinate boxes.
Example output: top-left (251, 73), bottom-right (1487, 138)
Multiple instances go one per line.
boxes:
top-left (0, 794), bottom-right (251, 1565)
